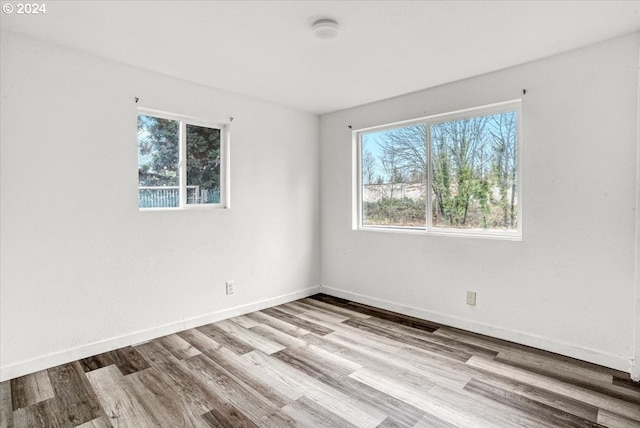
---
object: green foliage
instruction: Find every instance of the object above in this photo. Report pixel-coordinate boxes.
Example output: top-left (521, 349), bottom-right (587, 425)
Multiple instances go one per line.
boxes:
top-left (137, 116), bottom-right (221, 192)
top-left (472, 178), bottom-right (491, 229)
top-left (186, 124), bottom-right (221, 191)
top-left (138, 115), bottom-right (179, 186)
top-left (364, 197), bottom-right (426, 227)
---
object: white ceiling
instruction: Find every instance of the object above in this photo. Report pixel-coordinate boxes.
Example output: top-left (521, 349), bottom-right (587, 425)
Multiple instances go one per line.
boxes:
top-left (2, 0), bottom-right (640, 114)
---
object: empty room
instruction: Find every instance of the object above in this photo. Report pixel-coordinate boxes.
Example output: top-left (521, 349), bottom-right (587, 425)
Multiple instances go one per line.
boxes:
top-left (1, 1), bottom-right (640, 427)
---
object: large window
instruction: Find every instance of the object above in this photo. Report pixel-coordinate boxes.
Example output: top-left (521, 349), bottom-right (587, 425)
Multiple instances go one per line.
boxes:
top-left (356, 101), bottom-right (521, 239)
top-left (137, 110), bottom-right (228, 209)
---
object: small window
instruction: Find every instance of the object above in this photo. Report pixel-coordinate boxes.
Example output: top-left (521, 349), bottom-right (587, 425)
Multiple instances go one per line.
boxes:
top-left (137, 111), bottom-right (227, 209)
top-left (356, 101), bottom-right (521, 239)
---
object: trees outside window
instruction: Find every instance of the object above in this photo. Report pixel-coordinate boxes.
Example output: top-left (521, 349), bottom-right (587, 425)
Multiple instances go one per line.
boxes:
top-left (137, 112), bottom-right (226, 209)
top-left (358, 101), bottom-right (520, 238)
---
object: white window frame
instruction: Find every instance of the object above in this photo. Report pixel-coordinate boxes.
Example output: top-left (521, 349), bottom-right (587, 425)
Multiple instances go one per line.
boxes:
top-left (137, 108), bottom-right (230, 210)
top-left (353, 100), bottom-right (522, 240)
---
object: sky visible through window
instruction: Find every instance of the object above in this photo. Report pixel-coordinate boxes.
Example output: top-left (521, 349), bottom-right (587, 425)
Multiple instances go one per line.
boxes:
top-left (361, 110), bottom-right (518, 231)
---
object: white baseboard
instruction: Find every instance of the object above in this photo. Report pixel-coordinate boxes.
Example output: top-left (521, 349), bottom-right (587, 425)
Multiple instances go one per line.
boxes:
top-left (320, 285), bottom-right (631, 374)
top-left (633, 296), bottom-right (640, 381)
top-left (0, 285), bottom-right (321, 382)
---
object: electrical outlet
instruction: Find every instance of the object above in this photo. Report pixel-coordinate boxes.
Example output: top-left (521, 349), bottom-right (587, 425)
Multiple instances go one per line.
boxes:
top-left (466, 291), bottom-right (477, 306)
top-left (226, 280), bottom-right (235, 295)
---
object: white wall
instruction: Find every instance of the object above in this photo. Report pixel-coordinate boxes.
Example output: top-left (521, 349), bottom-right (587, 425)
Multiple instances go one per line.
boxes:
top-left (320, 33), bottom-right (640, 373)
top-left (0, 32), bottom-right (320, 381)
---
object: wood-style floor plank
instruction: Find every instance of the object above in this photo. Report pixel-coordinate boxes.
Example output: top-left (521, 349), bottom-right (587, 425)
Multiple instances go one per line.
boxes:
top-left (75, 416), bottom-right (112, 428)
top-left (496, 349), bottom-right (614, 385)
top-left (85, 365), bottom-right (157, 427)
top-left (467, 355), bottom-right (640, 422)
top-left (425, 384), bottom-right (560, 428)
top-left (78, 353), bottom-right (115, 374)
top-left (230, 314), bottom-right (262, 329)
top-left (274, 343), bottom-right (362, 380)
top-left (469, 367), bottom-right (602, 422)
top-left (342, 318), bottom-right (474, 363)
top-left (214, 319), bottom-right (286, 355)
top-left (597, 410), bottom-right (640, 428)
top-left (108, 347), bottom-right (150, 376)
top-left (243, 350), bottom-right (388, 427)
top-left (281, 395), bottom-right (357, 428)
top-left (0, 380), bottom-right (14, 428)
top-left (157, 334), bottom-right (201, 360)
top-left (494, 351), bottom-right (640, 405)
top-left (180, 329), bottom-right (300, 410)
top-left (308, 295), bottom-right (440, 333)
top-left (183, 353), bottom-right (296, 427)
top-left (285, 301), bottom-right (350, 324)
top-left (322, 332), bottom-right (472, 391)
top-left (210, 345), bottom-right (304, 404)
top-left (298, 297), bottom-right (372, 319)
top-left (2, 293), bottom-right (639, 428)
top-left (197, 323), bottom-right (256, 355)
top-left (376, 415), bottom-right (410, 428)
top-left (176, 328), bottom-right (222, 355)
top-left (248, 324), bottom-right (308, 349)
top-left (9, 370), bottom-right (55, 410)
top-left (244, 310), bottom-right (311, 337)
top-left (348, 366), bottom-right (436, 413)
top-left (127, 367), bottom-right (209, 428)
top-left (463, 377), bottom-right (604, 428)
top-left (200, 405), bottom-right (258, 428)
top-left (206, 344), bottom-right (302, 405)
top-left (47, 363), bottom-right (104, 426)
top-left (133, 341), bottom-right (217, 416)
top-left (272, 335), bottom-right (426, 427)
top-left (12, 398), bottom-right (71, 428)
top-left (435, 325), bottom-right (619, 381)
top-left (412, 413), bottom-right (460, 428)
top-left (261, 307), bottom-right (334, 336)
top-left (354, 315), bottom-right (499, 359)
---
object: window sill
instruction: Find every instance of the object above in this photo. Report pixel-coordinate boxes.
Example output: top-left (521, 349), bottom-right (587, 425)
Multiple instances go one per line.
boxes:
top-left (139, 205), bottom-right (227, 212)
top-left (357, 225), bottom-right (522, 241)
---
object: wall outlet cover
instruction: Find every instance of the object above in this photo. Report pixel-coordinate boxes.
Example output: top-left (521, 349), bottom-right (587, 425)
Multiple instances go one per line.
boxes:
top-left (466, 291), bottom-right (477, 306)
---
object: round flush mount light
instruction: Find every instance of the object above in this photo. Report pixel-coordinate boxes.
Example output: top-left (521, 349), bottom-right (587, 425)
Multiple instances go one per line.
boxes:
top-left (312, 18), bottom-right (339, 40)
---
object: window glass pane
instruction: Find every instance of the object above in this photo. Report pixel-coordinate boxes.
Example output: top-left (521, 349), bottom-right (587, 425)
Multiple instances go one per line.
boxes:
top-left (186, 124), bottom-right (221, 205)
top-left (137, 115), bottom-right (180, 208)
top-left (430, 111), bottom-right (518, 230)
top-left (361, 124), bottom-right (426, 227)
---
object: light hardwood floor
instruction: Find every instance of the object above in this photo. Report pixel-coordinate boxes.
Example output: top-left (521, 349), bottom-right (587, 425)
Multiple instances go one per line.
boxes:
top-left (2, 294), bottom-right (639, 427)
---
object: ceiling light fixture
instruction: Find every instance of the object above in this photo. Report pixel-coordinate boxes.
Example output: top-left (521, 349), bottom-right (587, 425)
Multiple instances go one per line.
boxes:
top-left (312, 18), bottom-right (339, 40)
